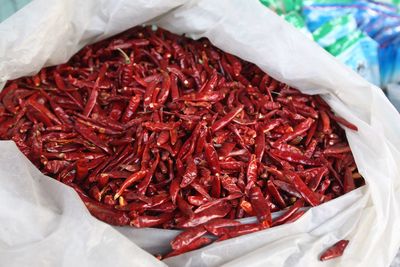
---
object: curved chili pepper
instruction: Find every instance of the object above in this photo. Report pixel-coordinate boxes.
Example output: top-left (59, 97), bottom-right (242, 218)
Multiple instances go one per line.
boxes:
top-left (114, 170), bottom-right (148, 199)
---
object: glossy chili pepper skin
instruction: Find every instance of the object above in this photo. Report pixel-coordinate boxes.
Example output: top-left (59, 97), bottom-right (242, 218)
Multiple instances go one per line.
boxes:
top-left (286, 171), bottom-right (321, 207)
top-left (178, 201), bottom-right (231, 228)
top-left (211, 104), bottom-right (244, 133)
top-left (319, 240), bottom-right (349, 261)
top-left (170, 225), bottom-right (207, 250)
top-left (114, 170), bottom-right (148, 199)
top-left (0, 25), bottom-right (362, 259)
top-left (272, 198), bottom-right (304, 226)
top-left (165, 237), bottom-right (212, 259)
top-left (249, 186), bottom-right (271, 228)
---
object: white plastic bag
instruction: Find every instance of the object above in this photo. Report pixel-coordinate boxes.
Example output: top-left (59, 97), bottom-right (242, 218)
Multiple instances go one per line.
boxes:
top-left (1, 0), bottom-right (400, 266)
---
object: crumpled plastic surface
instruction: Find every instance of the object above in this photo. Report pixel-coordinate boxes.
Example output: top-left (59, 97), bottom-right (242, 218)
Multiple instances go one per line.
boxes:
top-left (1, 0), bottom-right (400, 266)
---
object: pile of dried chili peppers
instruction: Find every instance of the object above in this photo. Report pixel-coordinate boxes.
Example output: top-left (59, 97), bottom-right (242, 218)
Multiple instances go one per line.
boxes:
top-left (0, 25), bottom-right (363, 259)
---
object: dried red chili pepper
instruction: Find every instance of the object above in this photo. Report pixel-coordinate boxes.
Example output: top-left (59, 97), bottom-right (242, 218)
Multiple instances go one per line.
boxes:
top-left (0, 25), bottom-right (363, 259)
top-left (319, 240), bottom-right (350, 261)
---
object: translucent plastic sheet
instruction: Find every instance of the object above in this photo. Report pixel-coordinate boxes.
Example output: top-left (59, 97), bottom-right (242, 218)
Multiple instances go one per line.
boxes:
top-left (1, 0), bottom-right (400, 266)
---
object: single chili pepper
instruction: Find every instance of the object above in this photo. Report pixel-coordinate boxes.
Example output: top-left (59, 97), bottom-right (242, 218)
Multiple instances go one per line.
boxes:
top-left (218, 223), bottom-right (262, 241)
top-left (245, 154), bottom-right (258, 192)
top-left (272, 198), bottom-right (304, 226)
top-left (137, 151), bottom-right (160, 195)
top-left (177, 194), bottom-right (194, 218)
top-left (323, 145), bottom-right (351, 155)
top-left (82, 84), bottom-right (99, 117)
top-left (195, 125), bottom-right (207, 154)
top-left (305, 120), bottom-right (317, 146)
top-left (73, 112), bottom-right (125, 131)
top-left (254, 127), bottom-right (265, 161)
top-left (78, 192), bottom-right (130, 226)
top-left (114, 170), bottom-right (148, 199)
top-left (165, 237), bottom-right (212, 259)
top-left (178, 201), bottom-right (231, 228)
top-left (75, 159), bottom-right (89, 181)
top-left (304, 139), bottom-right (318, 159)
top-left (169, 178), bottom-right (181, 205)
top-left (329, 113), bottom-right (358, 131)
top-left (211, 174), bottom-right (222, 198)
top-left (285, 209), bottom-right (306, 223)
top-left (249, 186), bottom-right (271, 228)
top-left (130, 212), bottom-right (173, 228)
top-left (320, 110), bottom-right (331, 134)
top-left (286, 171), bottom-right (321, 206)
top-left (319, 240), bottom-right (349, 261)
top-left (308, 167), bottom-right (329, 191)
top-left (219, 160), bottom-right (244, 171)
top-left (75, 118), bottom-right (122, 135)
top-left (273, 118), bottom-right (313, 146)
top-left (267, 180), bottom-right (286, 209)
top-left (220, 175), bottom-right (242, 193)
top-left (170, 225), bottom-right (207, 250)
top-left (210, 105), bottom-right (244, 133)
top-left (270, 149), bottom-right (320, 166)
top-left (120, 95), bottom-right (141, 123)
top-left (187, 195), bottom-right (208, 206)
top-left (190, 181), bottom-right (212, 200)
top-left (203, 218), bottom-right (241, 236)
